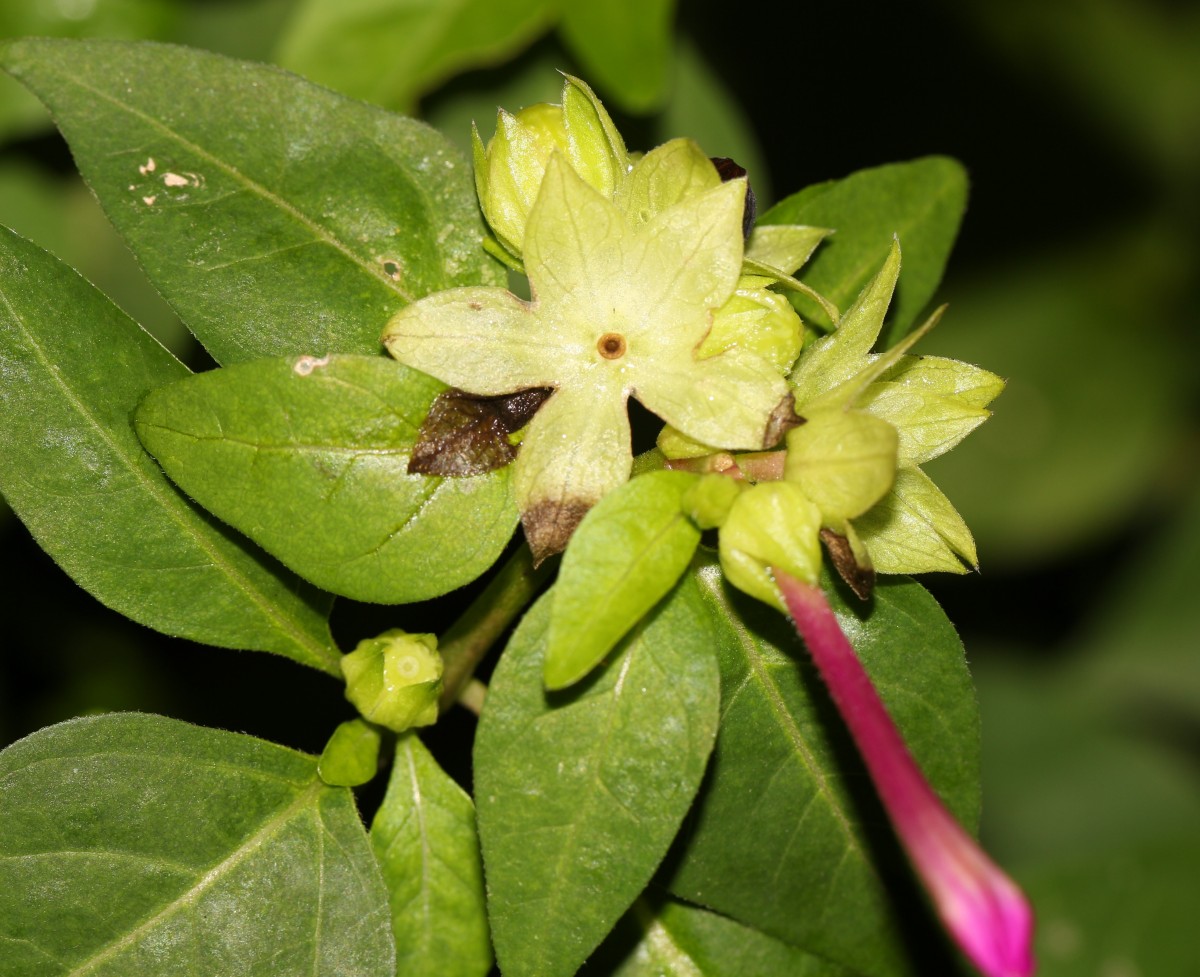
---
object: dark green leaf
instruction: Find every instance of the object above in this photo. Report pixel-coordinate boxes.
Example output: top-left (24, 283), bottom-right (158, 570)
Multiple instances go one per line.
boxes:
top-left (370, 733), bottom-right (491, 977)
top-left (558, 0), bottom-right (676, 114)
top-left (588, 896), bottom-right (849, 977)
top-left (0, 225), bottom-right (338, 674)
top-left (666, 561), bottom-right (981, 977)
top-left (761, 158), bottom-right (967, 338)
top-left (135, 355), bottom-right (517, 604)
top-left (0, 37), bottom-right (502, 365)
top-left (276, 0), bottom-right (553, 114)
top-left (546, 470), bottom-right (700, 689)
top-left (1019, 833), bottom-right (1200, 977)
top-left (475, 577), bottom-right (723, 977)
top-left (0, 713), bottom-right (394, 976)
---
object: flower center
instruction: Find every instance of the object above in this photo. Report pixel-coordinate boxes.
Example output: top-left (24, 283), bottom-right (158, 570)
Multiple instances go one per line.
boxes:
top-left (597, 332), bottom-right (627, 359)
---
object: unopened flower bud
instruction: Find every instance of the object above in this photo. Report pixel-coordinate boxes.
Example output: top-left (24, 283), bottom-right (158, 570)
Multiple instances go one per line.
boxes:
top-left (700, 275), bottom-right (804, 373)
top-left (784, 408), bottom-right (898, 524)
top-left (317, 718), bottom-right (382, 787)
top-left (473, 76), bottom-right (627, 258)
top-left (341, 629), bottom-right (443, 732)
top-left (682, 473), bottom-right (745, 529)
top-left (718, 482), bottom-right (822, 611)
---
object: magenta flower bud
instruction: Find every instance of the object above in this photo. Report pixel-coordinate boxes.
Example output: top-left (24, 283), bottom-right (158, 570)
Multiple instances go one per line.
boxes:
top-left (774, 569), bottom-right (1035, 977)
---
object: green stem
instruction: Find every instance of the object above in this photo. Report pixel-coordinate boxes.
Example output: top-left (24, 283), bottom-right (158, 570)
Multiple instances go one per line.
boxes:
top-left (438, 543), bottom-right (552, 710)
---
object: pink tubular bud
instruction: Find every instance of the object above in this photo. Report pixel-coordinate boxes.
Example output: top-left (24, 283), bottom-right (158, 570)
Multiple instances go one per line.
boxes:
top-left (774, 569), bottom-right (1035, 977)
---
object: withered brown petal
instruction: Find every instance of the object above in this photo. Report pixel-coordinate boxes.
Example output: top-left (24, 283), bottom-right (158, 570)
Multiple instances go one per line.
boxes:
top-left (763, 393), bottom-right (804, 449)
top-left (820, 527), bottom-right (875, 601)
top-left (710, 155), bottom-right (756, 238)
top-left (522, 498), bottom-right (593, 566)
top-left (408, 387), bottom-right (553, 477)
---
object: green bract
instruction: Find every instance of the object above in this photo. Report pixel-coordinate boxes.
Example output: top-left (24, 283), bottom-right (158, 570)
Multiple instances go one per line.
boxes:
top-left (341, 630), bottom-right (444, 732)
top-left (473, 75), bottom-right (627, 262)
top-left (384, 153), bottom-right (788, 561)
top-left (790, 240), bottom-right (1004, 575)
top-left (718, 482), bottom-right (823, 612)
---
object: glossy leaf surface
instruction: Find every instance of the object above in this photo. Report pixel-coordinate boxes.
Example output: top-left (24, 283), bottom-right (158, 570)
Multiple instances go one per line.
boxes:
top-left (475, 579), bottom-right (722, 977)
top-left (762, 158), bottom-right (966, 338)
top-left (277, 0), bottom-right (553, 114)
top-left (667, 561), bottom-right (981, 977)
top-left (0, 37), bottom-right (501, 365)
top-left (0, 713), bottom-right (394, 976)
top-left (0, 225), bottom-right (338, 673)
top-left (371, 733), bottom-right (491, 977)
top-left (545, 471), bottom-right (700, 689)
top-left (591, 897), bottom-right (849, 977)
top-left (136, 355), bottom-right (517, 604)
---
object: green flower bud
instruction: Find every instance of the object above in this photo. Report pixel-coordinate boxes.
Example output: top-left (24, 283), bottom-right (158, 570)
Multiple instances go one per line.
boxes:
top-left (317, 718), bottom-right (382, 787)
top-left (784, 408), bottom-right (898, 524)
top-left (656, 423), bottom-right (718, 460)
top-left (718, 481), bottom-right (822, 611)
top-left (700, 275), bottom-right (804, 373)
top-left (683, 473), bottom-right (745, 529)
top-left (473, 75), bottom-right (628, 258)
top-left (341, 629), bottom-right (443, 733)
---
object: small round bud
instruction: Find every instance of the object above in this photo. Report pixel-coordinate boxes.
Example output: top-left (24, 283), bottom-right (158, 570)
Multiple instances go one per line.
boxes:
top-left (785, 408), bottom-right (898, 523)
top-left (317, 718), bottom-right (382, 787)
top-left (683, 473), bottom-right (745, 529)
top-left (700, 276), bottom-right (804, 374)
top-left (340, 629), bottom-right (443, 733)
top-left (718, 482), bottom-right (822, 611)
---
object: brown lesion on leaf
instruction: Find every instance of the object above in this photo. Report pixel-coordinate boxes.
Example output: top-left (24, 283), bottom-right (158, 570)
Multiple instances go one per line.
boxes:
top-left (820, 528), bottom-right (875, 601)
top-left (763, 393), bottom-right (804, 448)
top-left (408, 386), bottom-right (553, 477)
top-left (522, 498), bottom-right (594, 566)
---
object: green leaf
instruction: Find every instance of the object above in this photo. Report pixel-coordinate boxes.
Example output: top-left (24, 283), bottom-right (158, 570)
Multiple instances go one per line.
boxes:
top-left (276, 0), bottom-right (553, 114)
top-left (0, 225), bottom-right (338, 674)
top-left (762, 157), bottom-right (967, 337)
top-left (558, 0), bottom-right (676, 114)
top-left (545, 471), bottom-right (701, 689)
top-left (589, 896), bottom-right (850, 977)
top-left (135, 354), bottom-right (517, 604)
top-left (475, 577), bottom-right (722, 977)
top-left (666, 560), bottom-right (981, 977)
top-left (370, 733), bottom-right (492, 977)
top-left (1019, 833), bottom-right (1200, 977)
top-left (0, 713), bottom-right (394, 976)
top-left (0, 37), bottom-right (502, 365)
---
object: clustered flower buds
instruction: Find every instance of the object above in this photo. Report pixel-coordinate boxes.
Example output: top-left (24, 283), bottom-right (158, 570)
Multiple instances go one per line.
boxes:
top-left (384, 76), bottom-right (824, 562)
top-left (381, 74), bottom-right (1032, 977)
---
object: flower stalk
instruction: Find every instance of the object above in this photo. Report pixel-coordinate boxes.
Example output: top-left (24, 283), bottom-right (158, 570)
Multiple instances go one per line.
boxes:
top-left (774, 569), bottom-right (1035, 977)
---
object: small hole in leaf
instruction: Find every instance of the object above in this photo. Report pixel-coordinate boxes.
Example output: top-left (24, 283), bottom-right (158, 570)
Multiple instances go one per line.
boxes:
top-left (381, 259), bottom-right (402, 279)
top-left (597, 333), bottom-right (626, 359)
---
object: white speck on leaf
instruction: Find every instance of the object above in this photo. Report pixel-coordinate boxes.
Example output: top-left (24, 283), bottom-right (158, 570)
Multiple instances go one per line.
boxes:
top-left (138, 157), bottom-right (156, 175)
top-left (142, 195), bottom-right (156, 206)
top-left (162, 172), bottom-right (189, 187)
top-left (293, 355), bottom-right (330, 376)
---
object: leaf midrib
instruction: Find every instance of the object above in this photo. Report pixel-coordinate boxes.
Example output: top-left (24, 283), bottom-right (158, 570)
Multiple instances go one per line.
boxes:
top-left (64, 779), bottom-right (324, 977)
top-left (49, 67), bottom-right (418, 304)
top-left (696, 571), bottom-right (863, 856)
top-left (0, 283), bottom-right (340, 675)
